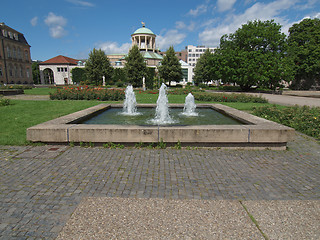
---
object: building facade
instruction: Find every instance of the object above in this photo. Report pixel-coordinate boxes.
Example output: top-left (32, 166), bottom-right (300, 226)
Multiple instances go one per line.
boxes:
top-left (39, 55), bottom-right (85, 85)
top-left (186, 45), bottom-right (215, 66)
top-left (0, 22), bottom-right (32, 85)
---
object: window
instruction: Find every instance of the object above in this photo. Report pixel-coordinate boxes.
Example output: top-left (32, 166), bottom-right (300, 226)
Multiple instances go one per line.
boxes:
top-left (9, 66), bottom-right (13, 77)
top-left (0, 66), bottom-right (2, 77)
top-left (20, 66), bottom-right (23, 77)
top-left (57, 67), bottom-right (61, 72)
top-left (64, 68), bottom-right (67, 72)
top-left (9, 32), bottom-right (13, 39)
top-left (14, 33), bottom-right (18, 40)
top-left (17, 48), bottom-right (21, 59)
top-left (13, 47), bottom-right (16, 58)
top-left (7, 46), bottom-right (11, 58)
top-left (24, 51), bottom-right (29, 61)
top-left (2, 29), bottom-right (8, 37)
top-left (26, 68), bottom-right (30, 78)
top-left (14, 65), bottom-right (18, 77)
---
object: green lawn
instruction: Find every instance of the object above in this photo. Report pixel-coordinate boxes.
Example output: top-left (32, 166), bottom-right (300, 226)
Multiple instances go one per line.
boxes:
top-left (0, 100), bottom-right (100, 145)
top-left (0, 92), bottom-right (279, 145)
top-left (24, 88), bottom-right (57, 95)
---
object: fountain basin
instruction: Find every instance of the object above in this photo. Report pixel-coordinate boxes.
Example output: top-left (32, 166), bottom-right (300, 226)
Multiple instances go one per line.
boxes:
top-left (27, 104), bottom-right (295, 150)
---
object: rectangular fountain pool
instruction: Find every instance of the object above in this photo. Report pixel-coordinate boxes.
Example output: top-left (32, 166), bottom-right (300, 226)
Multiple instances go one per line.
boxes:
top-left (76, 107), bottom-right (247, 126)
top-left (27, 104), bottom-right (295, 150)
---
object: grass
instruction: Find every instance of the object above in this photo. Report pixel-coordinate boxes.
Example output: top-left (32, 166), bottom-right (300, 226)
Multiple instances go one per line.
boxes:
top-left (0, 91), bottom-right (282, 145)
top-left (0, 100), bottom-right (100, 145)
top-left (24, 87), bottom-right (57, 95)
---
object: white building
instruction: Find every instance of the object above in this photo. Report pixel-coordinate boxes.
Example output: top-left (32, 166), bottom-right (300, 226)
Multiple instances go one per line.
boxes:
top-left (39, 55), bottom-right (85, 85)
top-left (186, 45), bottom-right (215, 67)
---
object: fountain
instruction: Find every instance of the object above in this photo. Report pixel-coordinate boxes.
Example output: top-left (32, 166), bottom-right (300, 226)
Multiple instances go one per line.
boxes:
top-left (27, 82), bottom-right (295, 149)
top-left (150, 83), bottom-right (176, 125)
top-left (122, 85), bottom-right (139, 115)
top-left (182, 93), bottom-right (198, 116)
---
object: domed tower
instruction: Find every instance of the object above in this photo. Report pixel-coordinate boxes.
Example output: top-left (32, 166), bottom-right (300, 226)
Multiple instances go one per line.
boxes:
top-left (131, 23), bottom-right (163, 67)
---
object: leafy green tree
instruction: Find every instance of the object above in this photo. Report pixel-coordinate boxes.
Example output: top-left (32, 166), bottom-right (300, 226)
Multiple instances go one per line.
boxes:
top-left (71, 67), bottom-right (86, 84)
top-left (85, 48), bottom-right (113, 86)
top-left (194, 49), bottom-right (220, 85)
top-left (288, 18), bottom-right (320, 90)
top-left (158, 46), bottom-right (182, 86)
top-left (146, 67), bottom-right (156, 89)
top-left (218, 20), bottom-right (292, 91)
top-left (112, 68), bottom-right (127, 85)
top-left (32, 61), bottom-right (40, 84)
top-left (124, 45), bottom-right (147, 87)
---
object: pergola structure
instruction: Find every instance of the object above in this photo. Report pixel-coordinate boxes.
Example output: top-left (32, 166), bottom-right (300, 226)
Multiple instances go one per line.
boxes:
top-left (131, 23), bottom-right (157, 52)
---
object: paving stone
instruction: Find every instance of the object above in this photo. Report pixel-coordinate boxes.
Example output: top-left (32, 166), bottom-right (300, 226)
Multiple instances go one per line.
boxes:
top-left (0, 133), bottom-right (319, 238)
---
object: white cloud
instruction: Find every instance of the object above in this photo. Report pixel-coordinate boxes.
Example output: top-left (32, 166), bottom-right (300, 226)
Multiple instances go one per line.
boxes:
top-left (188, 4), bottom-right (208, 16)
top-left (66, 0), bottom-right (95, 7)
top-left (97, 41), bottom-right (131, 54)
top-left (157, 29), bottom-right (186, 51)
top-left (175, 21), bottom-right (196, 31)
top-left (217, 0), bottom-right (237, 12)
top-left (30, 16), bottom-right (38, 26)
top-left (199, 0), bottom-right (298, 46)
top-left (44, 12), bottom-right (68, 38)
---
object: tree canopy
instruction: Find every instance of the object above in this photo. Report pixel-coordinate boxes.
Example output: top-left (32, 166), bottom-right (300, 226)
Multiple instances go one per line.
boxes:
top-left (193, 49), bottom-right (220, 85)
top-left (158, 46), bottom-right (182, 86)
top-left (217, 20), bottom-right (292, 91)
top-left (85, 48), bottom-right (113, 86)
top-left (71, 67), bottom-right (86, 84)
top-left (32, 61), bottom-right (40, 84)
top-left (288, 18), bottom-right (320, 90)
top-left (124, 45), bottom-right (147, 87)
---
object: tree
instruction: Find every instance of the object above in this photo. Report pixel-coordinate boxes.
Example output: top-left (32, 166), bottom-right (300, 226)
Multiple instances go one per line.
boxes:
top-left (32, 61), bottom-right (40, 84)
top-left (145, 67), bottom-right (156, 89)
top-left (112, 68), bottom-right (127, 85)
top-left (85, 48), bottom-right (113, 86)
top-left (71, 67), bottom-right (86, 84)
top-left (193, 49), bottom-right (220, 85)
top-left (288, 18), bottom-right (320, 90)
top-left (158, 46), bottom-right (182, 86)
top-left (218, 20), bottom-right (292, 91)
top-left (124, 45), bottom-right (147, 87)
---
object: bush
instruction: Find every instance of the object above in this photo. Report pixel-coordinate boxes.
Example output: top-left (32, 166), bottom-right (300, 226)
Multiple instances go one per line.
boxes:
top-left (193, 92), bottom-right (268, 103)
top-left (50, 86), bottom-right (125, 101)
top-left (0, 96), bottom-right (11, 106)
top-left (0, 85), bottom-right (32, 90)
top-left (252, 105), bottom-right (320, 140)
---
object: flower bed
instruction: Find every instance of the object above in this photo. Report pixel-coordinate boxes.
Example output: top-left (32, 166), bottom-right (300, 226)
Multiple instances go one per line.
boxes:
top-left (50, 86), bottom-right (125, 101)
top-left (193, 92), bottom-right (268, 103)
top-left (252, 105), bottom-right (320, 140)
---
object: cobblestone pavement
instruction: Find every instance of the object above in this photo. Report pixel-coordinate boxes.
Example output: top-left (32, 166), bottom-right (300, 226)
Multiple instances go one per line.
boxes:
top-left (0, 133), bottom-right (319, 239)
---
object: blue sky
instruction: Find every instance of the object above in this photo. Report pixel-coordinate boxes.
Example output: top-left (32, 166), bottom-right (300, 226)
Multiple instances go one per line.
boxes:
top-left (2, 0), bottom-right (319, 61)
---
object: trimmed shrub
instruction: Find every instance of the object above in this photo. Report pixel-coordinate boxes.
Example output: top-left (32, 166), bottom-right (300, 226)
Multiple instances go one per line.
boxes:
top-left (0, 96), bottom-right (11, 106)
top-left (252, 105), bottom-right (320, 140)
top-left (193, 92), bottom-right (268, 103)
top-left (50, 86), bottom-right (125, 101)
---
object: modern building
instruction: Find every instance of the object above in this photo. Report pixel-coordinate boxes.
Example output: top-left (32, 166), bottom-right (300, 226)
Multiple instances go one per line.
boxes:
top-left (159, 49), bottom-right (188, 62)
top-left (39, 55), bottom-right (85, 85)
top-left (186, 45), bottom-right (215, 66)
top-left (0, 22), bottom-right (32, 85)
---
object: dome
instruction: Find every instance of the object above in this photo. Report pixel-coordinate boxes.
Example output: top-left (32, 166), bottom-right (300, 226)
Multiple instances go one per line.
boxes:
top-left (132, 26), bottom-right (155, 35)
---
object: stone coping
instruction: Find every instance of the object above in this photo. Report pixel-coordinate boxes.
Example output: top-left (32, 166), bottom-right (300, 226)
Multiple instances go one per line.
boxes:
top-left (27, 104), bottom-right (295, 149)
